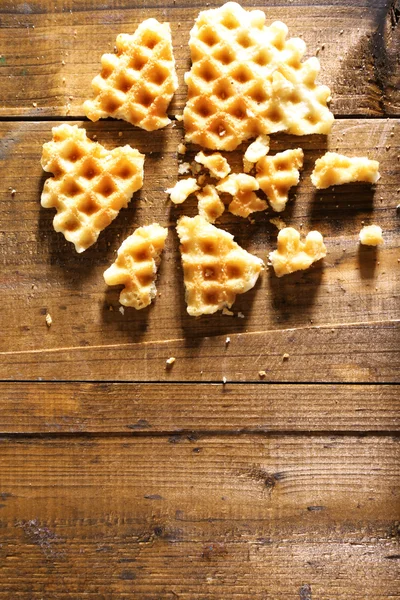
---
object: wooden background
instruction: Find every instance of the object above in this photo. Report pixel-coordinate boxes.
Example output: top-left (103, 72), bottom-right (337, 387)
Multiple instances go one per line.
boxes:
top-left (0, 0), bottom-right (399, 597)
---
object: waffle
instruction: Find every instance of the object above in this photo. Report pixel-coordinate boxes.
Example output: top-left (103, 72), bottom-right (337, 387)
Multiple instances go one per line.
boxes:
top-left (197, 184), bottom-right (225, 222)
top-left (256, 148), bottom-right (304, 212)
top-left (176, 215), bottom-right (264, 316)
top-left (194, 151), bottom-right (231, 178)
top-left (359, 225), bottom-right (383, 246)
top-left (83, 19), bottom-right (178, 131)
top-left (183, 2), bottom-right (333, 150)
top-left (41, 124), bottom-right (144, 253)
top-left (104, 224), bottom-right (168, 309)
top-left (166, 178), bottom-right (200, 204)
top-left (217, 173), bottom-right (267, 218)
top-left (269, 227), bottom-right (326, 277)
top-left (311, 152), bottom-right (381, 189)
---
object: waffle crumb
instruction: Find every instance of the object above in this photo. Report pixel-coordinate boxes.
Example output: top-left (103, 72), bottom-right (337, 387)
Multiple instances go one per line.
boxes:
top-left (177, 215), bottom-right (264, 316)
top-left (41, 124), bottom-right (144, 253)
top-left (269, 227), bottom-right (326, 277)
top-left (166, 356), bottom-right (176, 366)
top-left (311, 152), bottom-right (380, 189)
top-left (217, 173), bottom-right (267, 218)
top-left (222, 376), bottom-right (227, 384)
top-left (244, 135), bottom-right (270, 164)
top-left (225, 336), bottom-right (231, 345)
top-left (195, 151), bottom-right (231, 179)
top-left (166, 178), bottom-right (200, 204)
top-left (222, 307), bottom-right (234, 316)
top-left (359, 224), bottom-right (383, 246)
top-left (282, 352), bottom-right (289, 360)
top-left (183, 2), bottom-right (333, 150)
top-left (197, 184), bottom-right (225, 223)
top-left (258, 370), bottom-right (267, 378)
top-left (177, 143), bottom-right (187, 154)
top-left (178, 162), bottom-right (191, 175)
top-left (104, 224), bottom-right (168, 309)
top-left (83, 19), bottom-right (178, 130)
top-left (45, 313), bottom-right (52, 327)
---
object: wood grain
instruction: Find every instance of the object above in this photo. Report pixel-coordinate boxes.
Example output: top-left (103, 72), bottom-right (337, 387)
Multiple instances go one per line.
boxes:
top-left (0, 0), bottom-right (399, 117)
top-left (1, 120), bottom-right (399, 370)
top-left (0, 435), bottom-right (399, 599)
top-left (0, 382), bottom-right (398, 433)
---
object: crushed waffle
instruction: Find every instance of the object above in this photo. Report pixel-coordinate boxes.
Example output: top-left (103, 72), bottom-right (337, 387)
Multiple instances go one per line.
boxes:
top-left (197, 184), bottom-right (225, 222)
top-left (256, 148), bottom-right (303, 212)
top-left (217, 173), bottom-right (267, 218)
top-left (269, 227), bottom-right (326, 277)
top-left (244, 135), bottom-right (270, 164)
top-left (311, 152), bottom-right (380, 189)
top-left (183, 2), bottom-right (333, 150)
top-left (83, 19), bottom-right (178, 131)
top-left (194, 151), bottom-right (231, 178)
top-left (176, 215), bottom-right (264, 316)
top-left (359, 225), bottom-right (383, 246)
top-left (166, 178), bottom-right (200, 204)
top-left (104, 223), bottom-right (168, 309)
top-left (41, 124), bottom-right (144, 253)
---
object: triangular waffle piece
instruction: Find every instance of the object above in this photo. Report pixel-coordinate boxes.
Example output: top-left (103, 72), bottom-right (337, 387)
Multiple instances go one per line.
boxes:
top-left (216, 173), bottom-right (267, 218)
top-left (256, 148), bottom-right (304, 212)
top-left (177, 215), bottom-right (264, 316)
top-left (197, 184), bottom-right (225, 222)
top-left (311, 152), bottom-right (380, 189)
top-left (269, 227), bottom-right (326, 277)
top-left (41, 124), bottom-right (144, 253)
top-left (104, 223), bottom-right (168, 309)
top-left (183, 2), bottom-right (333, 150)
top-left (83, 19), bottom-right (178, 131)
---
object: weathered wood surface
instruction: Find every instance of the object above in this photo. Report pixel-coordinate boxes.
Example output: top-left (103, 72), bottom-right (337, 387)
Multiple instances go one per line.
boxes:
top-left (0, 435), bottom-right (399, 599)
top-left (1, 119), bottom-right (399, 381)
top-left (0, 0), bottom-right (399, 117)
top-left (0, 382), bottom-right (399, 433)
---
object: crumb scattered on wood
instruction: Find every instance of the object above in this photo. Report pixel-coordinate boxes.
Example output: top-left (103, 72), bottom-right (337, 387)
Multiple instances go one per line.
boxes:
top-left (222, 376), bottom-right (227, 384)
top-left (45, 313), bottom-right (52, 327)
top-left (258, 370), bottom-right (267, 378)
top-left (225, 336), bottom-right (230, 346)
top-left (119, 306), bottom-right (125, 315)
top-left (222, 307), bottom-right (234, 316)
top-left (237, 312), bottom-right (245, 319)
top-left (166, 357), bottom-right (176, 367)
top-left (282, 353), bottom-right (290, 360)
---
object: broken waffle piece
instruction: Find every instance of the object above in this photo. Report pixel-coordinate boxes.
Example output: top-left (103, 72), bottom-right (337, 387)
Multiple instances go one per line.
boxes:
top-left (217, 173), bottom-right (267, 218)
top-left (183, 2), bottom-right (333, 150)
top-left (197, 184), bottom-right (225, 223)
top-left (176, 215), bottom-right (264, 316)
top-left (194, 151), bottom-right (231, 178)
top-left (83, 19), bottom-right (178, 131)
top-left (359, 224), bottom-right (383, 246)
top-left (104, 223), bottom-right (168, 309)
top-left (166, 178), bottom-right (200, 204)
top-left (244, 135), bottom-right (270, 164)
top-left (311, 152), bottom-right (380, 189)
top-left (41, 124), bottom-right (144, 253)
top-left (256, 148), bottom-right (304, 212)
top-left (269, 227), bottom-right (326, 277)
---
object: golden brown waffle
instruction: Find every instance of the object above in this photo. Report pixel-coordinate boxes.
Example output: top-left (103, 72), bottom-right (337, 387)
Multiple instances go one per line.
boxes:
top-left (41, 124), bottom-right (144, 253)
top-left (311, 152), bottom-right (380, 189)
top-left (197, 184), bottom-right (225, 222)
top-left (256, 148), bottom-right (304, 212)
top-left (216, 173), bottom-right (267, 218)
top-left (177, 215), bottom-right (264, 316)
top-left (104, 223), bottom-right (168, 309)
top-left (183, 2), bottom-right (333, 150)
top-left (194, 151), bottom-right (231, 178)
top-left (83, 19), bottom-right (178, 131)
top-left (269, 227), bottom-right (326, 277)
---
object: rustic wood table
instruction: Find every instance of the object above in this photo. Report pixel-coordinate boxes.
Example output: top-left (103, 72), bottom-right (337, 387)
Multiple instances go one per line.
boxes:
top-left (1, 0), bottom-right (399, 598)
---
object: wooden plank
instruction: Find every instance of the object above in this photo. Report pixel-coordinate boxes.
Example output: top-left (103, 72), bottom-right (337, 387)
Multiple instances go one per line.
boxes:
top-left (0, 0), bottom-right (399, 117)
top-left (0, 435), bottom-right (398, 599)
top-left (1, 321), bottom-right (399, 382)
top-left (1, 119), bottom-right (399, 373)
top-left (0, 382), bottom-right (398, 433)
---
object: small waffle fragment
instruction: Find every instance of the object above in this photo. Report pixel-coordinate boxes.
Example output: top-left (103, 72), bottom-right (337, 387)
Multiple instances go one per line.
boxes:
top-left (359, 225), bottom-right (383, 246)
top-left (311, 152), bottom-right (380, 189)
top-left (244, 135), bottom-right (270, 164)
top-left (176, 215), bottom-right (264, 316)
top-left (256, 148), bottom-right (303, 212)
top-left (197, 184), bottom-right (225, 222)
top-left (217, 173), bottom-right (267, 218)
top-left (195, 151), bottom-right (231, 178)
top-left (104, 223), bottom-right (168, 309)
top-left (269, 227), bottom-right (326, 277)
top-left (41, 124), bottom-right (144, 253)
top-left (183, 2), bottom-right (333, 150)
top-left (83, 19), bottom-right (178, 131)
top-left (166, 178), bottom-right (200, 204)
